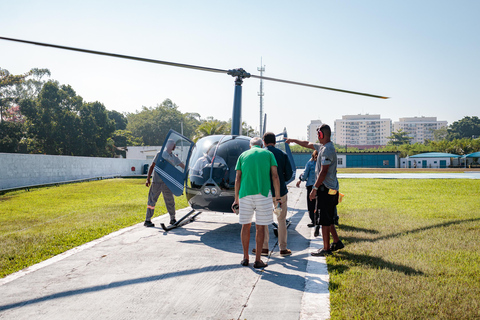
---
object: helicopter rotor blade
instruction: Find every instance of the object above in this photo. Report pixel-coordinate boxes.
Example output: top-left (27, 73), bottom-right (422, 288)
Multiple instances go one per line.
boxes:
top-left (250, 74), bottom-right (388, 99)
top-left (0, 36), bottom-right (228, 75)
top-left (0, 36), bottom-right (388, 99)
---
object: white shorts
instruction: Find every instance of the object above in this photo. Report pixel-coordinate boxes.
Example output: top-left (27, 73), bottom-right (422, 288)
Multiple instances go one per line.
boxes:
top-left (238, 193), bottom-right (274, 225)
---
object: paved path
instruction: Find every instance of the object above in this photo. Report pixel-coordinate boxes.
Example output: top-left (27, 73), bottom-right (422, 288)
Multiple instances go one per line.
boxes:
top-left (0, 186), bottom-right (330, 320)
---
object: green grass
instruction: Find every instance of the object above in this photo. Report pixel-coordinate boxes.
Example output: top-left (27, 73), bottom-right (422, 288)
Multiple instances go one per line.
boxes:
top-left (1, 178), bottom-right (479, 319)
top-left (0, 178), bottom-right (189, 278)
top-left (331, 179), bottom-right (480, 319)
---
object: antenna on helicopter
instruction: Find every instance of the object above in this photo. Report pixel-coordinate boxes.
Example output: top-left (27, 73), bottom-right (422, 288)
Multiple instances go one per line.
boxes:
top-left (258, 58), bottom-right (265, 135)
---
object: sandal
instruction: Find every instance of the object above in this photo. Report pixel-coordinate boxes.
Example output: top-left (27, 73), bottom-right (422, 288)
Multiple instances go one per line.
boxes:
top-left (253, 260), bottom-right (268, 269)
top-left (241, 259), bottom-right (249, 266)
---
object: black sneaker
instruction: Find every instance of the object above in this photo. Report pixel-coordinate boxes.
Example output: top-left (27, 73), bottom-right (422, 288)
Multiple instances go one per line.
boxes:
top-left (331, 240), bottom-right (345, 251)
top-left (170, 218), bottom-right (176, 225)
top-left (311, 249), bottom-right (332, 257)
top-left (307, 223), bottom-right (315, 228)
top-left (144, 220), bottom-right (155, 227)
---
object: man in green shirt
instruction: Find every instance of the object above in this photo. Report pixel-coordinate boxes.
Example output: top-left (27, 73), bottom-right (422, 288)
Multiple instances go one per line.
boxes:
top-left (232, 137), bottom-right (282, 269)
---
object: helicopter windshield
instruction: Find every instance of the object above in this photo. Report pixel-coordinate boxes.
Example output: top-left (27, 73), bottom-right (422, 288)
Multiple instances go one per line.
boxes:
top-left (189, 135), bottom-right (251, 189)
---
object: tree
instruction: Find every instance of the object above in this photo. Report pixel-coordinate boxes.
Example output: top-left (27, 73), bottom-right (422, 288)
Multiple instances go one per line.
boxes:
top-left (13, 68), bottom-right (51, 100)
top-left (447, 116), bottom-right (480, 140)
top-left (0, 121), bottom-right (24, 153)
top-left (0, 68), bottom-right (30, 123)
top-left (432, 127), bottom-right (448, 141)
top-left (193, 118), bottom-right (229, 142)
top-left (108, 129), bottom-right (144, 157)
top-left (108, 110), bottom-right (128, 130)
top-left (78, 101), bottom-right (115, 156)
top-left (20, 81), bottom-right (83, 155)
top-left (20, 81), bottom-right (115, 156)
top-left (127, 99), bottom-right (191, 145)
top-left (387, 129), bottom-right (413, 146)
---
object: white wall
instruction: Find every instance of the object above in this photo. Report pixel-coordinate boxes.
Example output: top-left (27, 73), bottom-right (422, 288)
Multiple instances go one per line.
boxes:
top-left (0, 153), bottom-right (148, 191)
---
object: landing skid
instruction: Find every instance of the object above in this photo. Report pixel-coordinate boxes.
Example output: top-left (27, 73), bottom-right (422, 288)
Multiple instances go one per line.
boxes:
top-left (272, 218), bottom-right (292, 238)
top-left (161, 209), bottom-right (202, 231)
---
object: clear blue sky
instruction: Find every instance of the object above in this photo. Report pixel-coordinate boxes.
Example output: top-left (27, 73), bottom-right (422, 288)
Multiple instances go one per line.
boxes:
top-left (1, 0), bottom-right (479, 140)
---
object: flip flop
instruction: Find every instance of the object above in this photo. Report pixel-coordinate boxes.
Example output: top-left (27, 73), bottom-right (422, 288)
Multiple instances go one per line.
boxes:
top-left (241, 259), bottom-right (249, 266)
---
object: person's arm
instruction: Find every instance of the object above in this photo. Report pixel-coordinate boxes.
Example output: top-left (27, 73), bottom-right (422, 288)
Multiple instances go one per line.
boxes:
top-left (145, 162), bottom-right (155, 187)
top-left (232, 170), bottom-right (242, 210)
top-left (270, 166), bottom-right (282, 204)
top-left (309, 164), bottom-right (329, 200)
top-left (285, 138), bottom-right (315, 150)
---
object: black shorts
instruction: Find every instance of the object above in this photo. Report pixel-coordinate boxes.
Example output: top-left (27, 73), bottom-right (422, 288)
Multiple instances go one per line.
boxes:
top-left (315, 185), bottom-right (338, 226)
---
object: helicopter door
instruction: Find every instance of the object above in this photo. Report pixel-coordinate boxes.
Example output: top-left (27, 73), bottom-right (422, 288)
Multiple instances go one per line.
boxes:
top-left (155, 129), bottom-right (195, 196)
top-left (275, 129), bottom-right (296, 185)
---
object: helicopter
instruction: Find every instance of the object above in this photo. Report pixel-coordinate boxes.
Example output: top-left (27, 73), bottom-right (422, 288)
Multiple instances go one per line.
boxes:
top-left (0, 36), bottom-right (388, 231)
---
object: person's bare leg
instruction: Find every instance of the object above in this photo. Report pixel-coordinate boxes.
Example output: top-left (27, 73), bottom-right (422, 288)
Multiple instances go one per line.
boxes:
top-left (255, 224), bottom-right (265, 262)
top-left (322, 225), bottom-right (331, 250)
top-left (330, 225), bottom-right (340, 243)
top-left (241, 223), bottom-right (251, 261)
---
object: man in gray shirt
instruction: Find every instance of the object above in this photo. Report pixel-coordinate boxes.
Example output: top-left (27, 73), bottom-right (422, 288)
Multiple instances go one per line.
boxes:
top-left (286, 124), bottom-right (344, 256)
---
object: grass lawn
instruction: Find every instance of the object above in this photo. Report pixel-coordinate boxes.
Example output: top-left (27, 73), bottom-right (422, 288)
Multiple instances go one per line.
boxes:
top-left (331, 178), bottom-right (480, 319)
top-left (0, 178), bottom-right (189, 278)
top-left (1, 177), bottom-right (479, 318)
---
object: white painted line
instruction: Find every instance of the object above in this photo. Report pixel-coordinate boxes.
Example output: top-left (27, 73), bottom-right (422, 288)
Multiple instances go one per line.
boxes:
top-left (300, 228), bottom-right (330, 320)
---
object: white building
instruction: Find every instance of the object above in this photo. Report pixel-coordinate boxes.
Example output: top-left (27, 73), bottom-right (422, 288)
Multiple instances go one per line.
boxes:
top-left (399, 152), bottom-right (460, 168)
top-left (393, 116), bottom-right (448, 144)
top-left (334, 114), bottom-right (392, 148)
top-left (126, 146), bottom-right (162, 161)
top-left (307, 120), bottom-right (323, 142)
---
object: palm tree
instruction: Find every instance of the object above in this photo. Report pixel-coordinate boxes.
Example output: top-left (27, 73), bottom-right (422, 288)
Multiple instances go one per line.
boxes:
top-left (193, 120), bottom-right (229, 142)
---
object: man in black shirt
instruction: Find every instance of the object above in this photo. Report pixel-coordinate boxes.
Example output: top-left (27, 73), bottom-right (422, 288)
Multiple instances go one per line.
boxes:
top-left (258, 132), bottom-right (294, 256)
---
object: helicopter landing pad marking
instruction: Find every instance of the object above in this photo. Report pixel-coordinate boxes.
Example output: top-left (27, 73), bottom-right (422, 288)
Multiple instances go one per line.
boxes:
top-left (300, 227), bottom-right (331, 320)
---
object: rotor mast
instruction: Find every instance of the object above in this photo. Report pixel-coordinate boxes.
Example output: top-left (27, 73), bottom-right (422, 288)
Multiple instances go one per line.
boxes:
top-left (227, 68), bottom-right (250, 136)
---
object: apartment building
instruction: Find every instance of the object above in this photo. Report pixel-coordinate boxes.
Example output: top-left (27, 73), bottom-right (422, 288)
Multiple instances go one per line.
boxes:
top-left (334, 114), bottom-right (391, 148)
top-left (307, 120), bottom-right (323, 142)
top-left (393, 116), bottom-right (448, 143)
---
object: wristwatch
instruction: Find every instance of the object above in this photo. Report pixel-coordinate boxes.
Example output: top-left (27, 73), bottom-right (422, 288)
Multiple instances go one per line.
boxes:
top-left (313, 186), bottom-right (318, 190)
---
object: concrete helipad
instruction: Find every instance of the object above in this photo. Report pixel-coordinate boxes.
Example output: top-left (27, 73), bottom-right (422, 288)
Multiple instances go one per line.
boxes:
top-left (0, 186), bottom-right (330, 320)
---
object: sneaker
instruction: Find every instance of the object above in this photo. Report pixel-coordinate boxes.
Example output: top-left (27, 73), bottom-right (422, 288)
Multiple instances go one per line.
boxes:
top-left (252, 248), bottom-right (269, 256)
top-left (331, 240), bottom-right (345, 251)
top-left (280, 249), bottom-right (292, 256)
top-left (253, 260), bottom-right (268, 269)
top-left (144, 220), bottom-right (155, 227)
top-left (307, 223), bottom-right (315, 228)
top-left (311, 249), bottom-right (332, 257)
top-left (170, 219), bottom-right (176, 225)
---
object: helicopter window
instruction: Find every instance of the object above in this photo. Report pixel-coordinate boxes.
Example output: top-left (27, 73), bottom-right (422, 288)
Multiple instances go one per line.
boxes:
top-left (188, 135), bottom-right (251, 189)
top-left (161, 132), bottom-right (192, 174)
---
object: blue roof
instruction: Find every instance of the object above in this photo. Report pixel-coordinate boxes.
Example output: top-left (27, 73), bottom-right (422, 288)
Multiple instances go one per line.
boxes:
top-left (409, 152), bottom-right (461, 158)
top-left (466, 151), bottom-right (480, 158)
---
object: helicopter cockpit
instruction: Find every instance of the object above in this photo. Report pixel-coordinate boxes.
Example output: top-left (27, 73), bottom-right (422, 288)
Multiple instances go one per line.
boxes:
top-left (184, 131), bottom-right (295, 212)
